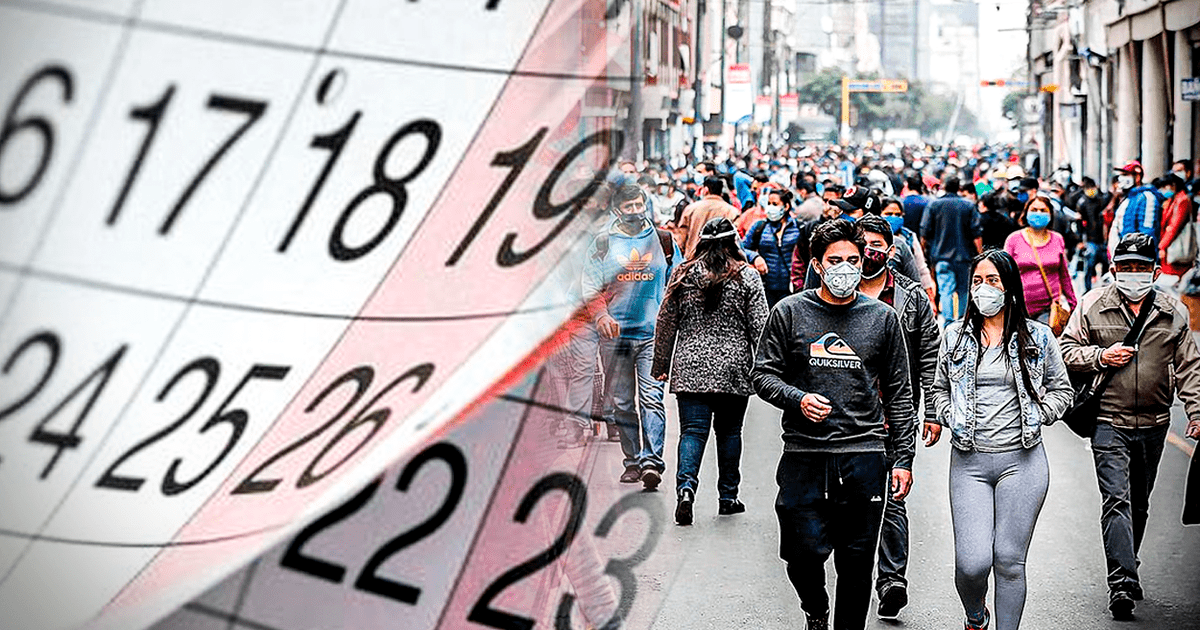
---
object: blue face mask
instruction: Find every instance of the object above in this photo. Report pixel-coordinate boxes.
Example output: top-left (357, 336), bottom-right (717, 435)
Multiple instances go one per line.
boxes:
top-left (1159, 188), bottom-right (1173, 197)
top-left (1026, 211), bottom-right (1051, 229)
top-left (883, 215), bottom-right (905, 234)
top-left (840, 213), bottom-right (858, 223)
top-left (1016, 192), bottom-right (1029, 203)
top-left (815, 182), bottom-right (825, 196)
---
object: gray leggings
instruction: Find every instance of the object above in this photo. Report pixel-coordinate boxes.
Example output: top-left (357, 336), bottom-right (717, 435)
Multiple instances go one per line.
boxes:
top-left (950, 443), bottom-right (1049, 630)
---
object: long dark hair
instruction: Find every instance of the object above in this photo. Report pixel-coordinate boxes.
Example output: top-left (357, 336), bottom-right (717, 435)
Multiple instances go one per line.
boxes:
top-left (954, 249), bottom-right (1041, 399)
top-left (665, 235), bottom-right (747, 310)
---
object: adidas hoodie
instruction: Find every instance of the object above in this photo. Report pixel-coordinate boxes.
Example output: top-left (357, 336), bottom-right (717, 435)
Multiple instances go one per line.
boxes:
top-left (582, 219), bottom-right (681, 340)
top-left (752, 290), bottom-right (916, 469)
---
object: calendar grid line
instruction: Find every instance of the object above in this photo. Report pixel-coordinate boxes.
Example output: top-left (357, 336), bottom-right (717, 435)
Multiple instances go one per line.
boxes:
top-left (0, 0), bottom-right (128, 25)
top-left (430, 368), bottom-right (547, 630)
top-left (226, 559), bottom-right (260, 630)
top-left (0, 262), bottom-right (578, 322)
top-left (0, 0), bottom-right (149, 590)
top-left (0, 522), bottom-right (285, 549)
top-left (182, 602), bottom-right (284, 630)
top-left (0, 0), bottom-right (637, 83)
top-left (77, 1), bottom-right (360, 623)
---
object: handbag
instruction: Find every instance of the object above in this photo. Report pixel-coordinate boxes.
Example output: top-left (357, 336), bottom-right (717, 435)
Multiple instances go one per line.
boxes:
top-left (1061, 291), bottom-right (1156, 438)
top-left (1166, 208), bottom-right (1198, 266)
top-left (1026, 231), bottom-right (1072, 335)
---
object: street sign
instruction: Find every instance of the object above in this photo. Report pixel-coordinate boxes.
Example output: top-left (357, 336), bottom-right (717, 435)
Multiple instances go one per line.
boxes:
top-left (981, 79), bottom-right (1031, 88)
top-left (840, 77), bottom-right (908, 143)
top-left (846, 79), bottom-right (908, 93)
top-left (1183, 78), bottom-right (1200, 102)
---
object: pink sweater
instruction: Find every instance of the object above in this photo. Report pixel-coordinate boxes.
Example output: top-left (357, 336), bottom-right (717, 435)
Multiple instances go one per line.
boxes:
top-left (1004, 229), bottom-right (1078, 316)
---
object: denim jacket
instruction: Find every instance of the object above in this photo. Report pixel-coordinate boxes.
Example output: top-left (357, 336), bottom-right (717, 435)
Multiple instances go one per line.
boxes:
top-left (932, 319), bottom-right (1074, 451)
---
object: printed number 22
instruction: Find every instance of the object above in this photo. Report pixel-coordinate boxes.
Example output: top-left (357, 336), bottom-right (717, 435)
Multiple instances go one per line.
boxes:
top-left (280, 442), bottom-right (467, 605)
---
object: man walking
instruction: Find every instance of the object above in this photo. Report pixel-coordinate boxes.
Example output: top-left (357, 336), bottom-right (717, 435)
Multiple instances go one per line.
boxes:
top-left (677, 176), bottom-right (739, 258)
top-left (920, 177), bottom-right (981, 324)
top-left (1060, 232), bottom-right (1200, 619)
top-left (1108, 161), bottom-right (1164, 257)
top-left (855, 216), bottom-right (942, 620)
top-left (754, 219), bottom-right (917, 630)
top-left (584, 183), bottom-right (681, 490)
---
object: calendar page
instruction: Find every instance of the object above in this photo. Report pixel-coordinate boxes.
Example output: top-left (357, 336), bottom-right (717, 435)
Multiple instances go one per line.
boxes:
top-left (0, 1), bottom-right (663, 628)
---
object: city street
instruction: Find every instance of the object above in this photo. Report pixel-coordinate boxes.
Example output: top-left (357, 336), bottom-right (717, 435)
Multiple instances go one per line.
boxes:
top-left (612, 393), bottom-right (1200, 629)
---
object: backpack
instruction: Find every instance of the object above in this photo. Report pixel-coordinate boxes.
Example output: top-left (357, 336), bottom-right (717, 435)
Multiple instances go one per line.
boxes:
top-left (593, 228), bottom-right (675, 267)
top-left (750, 220), bottom-right (769, 251)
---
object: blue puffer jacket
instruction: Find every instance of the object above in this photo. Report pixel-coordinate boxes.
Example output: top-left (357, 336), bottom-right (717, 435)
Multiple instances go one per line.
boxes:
top-left (742, 218), bottom-right (801, 292)
top-left (1111, 184), bottom-right (1165, 247)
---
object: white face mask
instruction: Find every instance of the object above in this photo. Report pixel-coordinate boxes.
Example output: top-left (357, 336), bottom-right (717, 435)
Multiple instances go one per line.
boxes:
top-left (818, 261), bottom-right (862, 298)
top-left (1115, 271), bottom-right (1154, 301)
top-left (765, 204), bottom-right (785, 221)
top-left (971, 284), bottom-right (1006, 317)
top-left (1118, 175), bottom-right (1135, 190)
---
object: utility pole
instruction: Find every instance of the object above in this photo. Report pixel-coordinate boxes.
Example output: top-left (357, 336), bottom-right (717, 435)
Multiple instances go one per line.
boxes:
top-left (693, 0), bottom-right (705, 159)
top-left (626, 0), bottom-right (644, 161)
top-left (720, 0), bottom-right (727, 129)
top-left (879, 0), bottom-right (885, 75)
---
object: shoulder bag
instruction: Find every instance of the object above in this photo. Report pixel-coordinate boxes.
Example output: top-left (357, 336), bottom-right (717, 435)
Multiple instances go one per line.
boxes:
top-left (1062, 291), bottom-right (1156, 438)
top-left (1026, 231), bottom-right (1071, 335)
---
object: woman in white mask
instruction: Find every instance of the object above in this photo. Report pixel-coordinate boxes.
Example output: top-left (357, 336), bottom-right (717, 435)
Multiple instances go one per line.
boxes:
top-left (931, 249), bottom-right (1075, 630)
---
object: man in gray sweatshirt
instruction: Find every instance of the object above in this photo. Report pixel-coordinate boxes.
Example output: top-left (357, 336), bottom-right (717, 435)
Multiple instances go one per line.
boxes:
top-left (753, 219), bottom-right (917, 630)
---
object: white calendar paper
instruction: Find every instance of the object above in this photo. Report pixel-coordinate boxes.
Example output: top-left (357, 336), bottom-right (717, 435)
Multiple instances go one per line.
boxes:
top-left (0, 1), bottom-right (657, 628)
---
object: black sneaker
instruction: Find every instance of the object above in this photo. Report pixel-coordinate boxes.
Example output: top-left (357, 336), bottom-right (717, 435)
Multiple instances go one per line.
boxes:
top-left (877, 582), bottom-right (908, 619)
top-left (1110, 590), bottom-right (1136, 620)
top-left (619, 467), bottom-right (641, 483)
top-left (675, 489), bottom-right (694, 526)
top-left (640, 468), bottom-right (662, 491)
top-left (1129, 584), bottom-right (1144, 601)
top-left (717, 499), bottom-right (745, 515)
top-left (805, 613), bottom-right (829, 630)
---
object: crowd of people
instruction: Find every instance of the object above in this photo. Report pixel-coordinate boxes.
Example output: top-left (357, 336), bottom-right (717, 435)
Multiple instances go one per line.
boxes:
top-left (550, 142), bottom-right (1200, 630)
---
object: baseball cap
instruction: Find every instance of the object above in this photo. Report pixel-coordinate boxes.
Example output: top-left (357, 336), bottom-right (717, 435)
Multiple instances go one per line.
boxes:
top-left (1005, 165), bottom-right (1026, 180)
top-left (1114, 160), bottom-right (1144, 175)
top-left (831, 186), bottom-right (880, 213)
top-left (1112, 232), bottom-right (1156, 263)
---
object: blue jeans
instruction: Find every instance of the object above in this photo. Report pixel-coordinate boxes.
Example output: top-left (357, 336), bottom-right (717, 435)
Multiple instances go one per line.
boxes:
top-left (1077, 242), bottom-right (1107, 291)
top-left (675, 393), bottom-right (748, 501)
top-left (1090, 422), bottom-right (1169, 593)
top-left (935, 260), bottom-right (970, 325)
top-left (599, 337), bottom-right (666, 473)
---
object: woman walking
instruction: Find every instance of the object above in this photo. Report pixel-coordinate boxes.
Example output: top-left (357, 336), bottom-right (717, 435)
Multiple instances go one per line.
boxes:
top-left (932, 250), bottom-right (1074, 630)
top-left (1004, 196), bottom-right (1078, 330)
top-left (653, 217), bottom-right (769, 525)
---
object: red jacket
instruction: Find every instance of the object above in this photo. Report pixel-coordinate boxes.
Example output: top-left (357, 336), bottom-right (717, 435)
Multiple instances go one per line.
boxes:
top-left (1160, 190), bottom-right (1194, 276)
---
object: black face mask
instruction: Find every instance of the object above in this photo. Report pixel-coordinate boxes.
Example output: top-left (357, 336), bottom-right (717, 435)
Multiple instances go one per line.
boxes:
top-left (615, 211), bottom-right (644, 229)
top-left (861, 246), bottom-right (889, 279)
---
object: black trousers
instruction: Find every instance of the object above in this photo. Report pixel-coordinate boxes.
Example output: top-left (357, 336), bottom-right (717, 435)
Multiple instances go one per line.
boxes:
top-left (776, 451), bottom-right (888, 630)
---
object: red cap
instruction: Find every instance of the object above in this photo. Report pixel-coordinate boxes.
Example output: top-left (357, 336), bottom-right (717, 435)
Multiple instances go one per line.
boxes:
top-left (1115, 160), bottom-right (1143, 174)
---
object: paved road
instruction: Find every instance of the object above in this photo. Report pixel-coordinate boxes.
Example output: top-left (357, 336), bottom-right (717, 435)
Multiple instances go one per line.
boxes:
top-left (608, 394), bottom-right (1200, 629)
